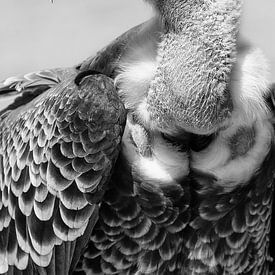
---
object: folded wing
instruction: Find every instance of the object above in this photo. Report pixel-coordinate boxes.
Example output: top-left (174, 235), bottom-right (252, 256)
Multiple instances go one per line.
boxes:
top-left (0, 71), bottom-right (126, 274)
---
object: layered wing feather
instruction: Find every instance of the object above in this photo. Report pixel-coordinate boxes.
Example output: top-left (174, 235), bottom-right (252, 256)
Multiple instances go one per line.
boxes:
top-left (79, 154), bottom-right (191, 275)
top-left (0, 72), bottom-right (126, 274)
top-left (185, 158), bottom-right (275, 275)
top-left (0, 68), bottom-right (76, 116)
top-left (0, 19), bottom-right (162, 274)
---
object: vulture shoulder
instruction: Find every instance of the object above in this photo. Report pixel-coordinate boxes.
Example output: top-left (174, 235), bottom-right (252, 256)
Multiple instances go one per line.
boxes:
top-left (0, 19), bottom-right (155, 274)
top-left (0, 68), bottom-right (126, 274)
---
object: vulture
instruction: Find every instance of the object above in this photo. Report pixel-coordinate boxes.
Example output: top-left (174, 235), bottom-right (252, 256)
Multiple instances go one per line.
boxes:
top-left (0, 0), bottom-right (274, 274)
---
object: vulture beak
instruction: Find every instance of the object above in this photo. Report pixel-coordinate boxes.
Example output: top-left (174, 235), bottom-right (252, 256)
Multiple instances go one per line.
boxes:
top-left (142, 0), bottom-right (243, 135)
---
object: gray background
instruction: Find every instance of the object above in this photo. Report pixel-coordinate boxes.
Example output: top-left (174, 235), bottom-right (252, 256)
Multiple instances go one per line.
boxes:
top-left (0, 0), bottom-right (274, 107)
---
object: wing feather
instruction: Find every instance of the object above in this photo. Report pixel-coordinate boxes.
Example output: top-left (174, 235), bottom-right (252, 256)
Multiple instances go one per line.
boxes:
top-left (0, 18), bottom-right (162, 275)
top-left (0, 72), bottom-right (126, 274)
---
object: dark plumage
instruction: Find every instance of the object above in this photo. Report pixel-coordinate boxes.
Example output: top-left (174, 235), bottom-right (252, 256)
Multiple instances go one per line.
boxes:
top-left (0, 72), bottom-right (126, 274)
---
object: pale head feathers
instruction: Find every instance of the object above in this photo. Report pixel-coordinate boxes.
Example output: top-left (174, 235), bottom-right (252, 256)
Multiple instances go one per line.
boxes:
top-left (146, 0), bottom-right (243, 134)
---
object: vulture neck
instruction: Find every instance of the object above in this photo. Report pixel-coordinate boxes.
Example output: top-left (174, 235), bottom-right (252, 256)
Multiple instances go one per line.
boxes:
top-left (158, 0), bottom-right (242, 33)
top-left (145, 0), bottom-right (243, 134)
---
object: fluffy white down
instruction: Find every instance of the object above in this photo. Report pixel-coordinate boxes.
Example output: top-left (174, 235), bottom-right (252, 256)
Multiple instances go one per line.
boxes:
top-left (115, 22), bottom-right (158, 129)
top-left (122, 121), bottom-right (189, 183)
top-left (192, 46), bottom-right (273, 186)
top-left (192, 121), bottom-right (273, 187)
top-left (116, 60), bottom-right (156, 110)
top-left (230, 47), bottom-right (271, 125)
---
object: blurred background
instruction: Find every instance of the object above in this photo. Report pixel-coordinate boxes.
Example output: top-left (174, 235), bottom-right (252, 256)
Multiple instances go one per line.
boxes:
top-left (0, 0), bottom-right (274, 107)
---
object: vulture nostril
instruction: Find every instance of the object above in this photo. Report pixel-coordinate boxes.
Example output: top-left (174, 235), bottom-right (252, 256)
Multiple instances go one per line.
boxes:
top-left (74, 70), bottom-right (105, 86)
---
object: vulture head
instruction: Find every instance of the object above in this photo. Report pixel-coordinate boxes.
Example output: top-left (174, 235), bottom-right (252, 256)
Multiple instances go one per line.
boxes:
top-left (131, 0), bottom-right (243, 135)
